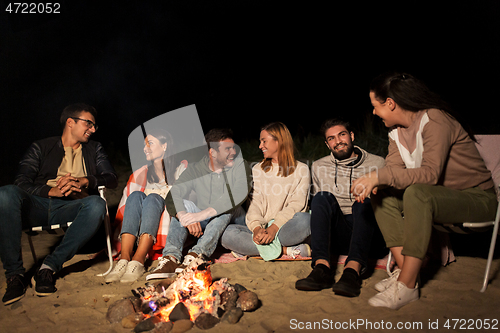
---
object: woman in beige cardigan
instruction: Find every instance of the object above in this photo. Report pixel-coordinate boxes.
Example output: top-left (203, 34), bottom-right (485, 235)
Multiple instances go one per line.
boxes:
top-left (352, 72), bottom-right (497, 310)
top-left (222, 122), bottom-right (311, 260)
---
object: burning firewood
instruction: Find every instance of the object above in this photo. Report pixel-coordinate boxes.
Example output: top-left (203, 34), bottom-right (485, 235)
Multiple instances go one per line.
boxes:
top-left (106, 257), bottom-right (260, 331)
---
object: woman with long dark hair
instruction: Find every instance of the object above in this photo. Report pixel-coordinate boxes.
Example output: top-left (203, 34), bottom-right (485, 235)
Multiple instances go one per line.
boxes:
top-left (106, 129), bottom-right (184, 283)
top-left (352, 72), bottom-right (497, 309)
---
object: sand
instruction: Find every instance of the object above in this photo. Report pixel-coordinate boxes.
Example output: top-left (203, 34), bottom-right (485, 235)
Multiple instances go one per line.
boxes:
top-left (1, 229), bottom-right (500, 333)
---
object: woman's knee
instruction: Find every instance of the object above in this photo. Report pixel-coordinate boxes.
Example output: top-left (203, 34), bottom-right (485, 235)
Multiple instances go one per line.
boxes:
top-left (128, 190), bottom-right (147, 202)
top-left (294, 211), bottom-right (311, 220)
top-left (143, 193), bottom-right (165, 207)
top-left (403, 184), bottom-right (434, 202)
top-left (221, 224), bottom-right (246, 248)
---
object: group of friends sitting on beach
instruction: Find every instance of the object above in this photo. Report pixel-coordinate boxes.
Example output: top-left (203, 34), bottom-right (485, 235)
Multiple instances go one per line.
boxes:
top-left (1, 72), bottom-right (497, 311)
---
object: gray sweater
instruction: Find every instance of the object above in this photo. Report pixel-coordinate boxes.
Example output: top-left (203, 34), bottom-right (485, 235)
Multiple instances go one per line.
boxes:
top-left (166, 155), bottom-right (251, 216)
top-left (311, 146), bottom-right (385, 215)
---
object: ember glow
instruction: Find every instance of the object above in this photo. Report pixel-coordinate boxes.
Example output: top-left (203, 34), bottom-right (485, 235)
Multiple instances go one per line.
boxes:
top-left (139, 258), bottom-right (230, 322)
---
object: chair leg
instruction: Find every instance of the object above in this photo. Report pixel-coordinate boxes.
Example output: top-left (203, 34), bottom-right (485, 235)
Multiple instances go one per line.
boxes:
top-left (386, 250), bottom-right (392, 275)
top-left (27, 234), bottom-right (37, 263)
top-left (96, 186), bottom-right (114, 277)
top-left (481, 217), bottom-right (500, 292)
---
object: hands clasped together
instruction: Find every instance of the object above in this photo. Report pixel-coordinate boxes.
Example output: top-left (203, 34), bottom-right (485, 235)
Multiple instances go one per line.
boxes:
top-left (252, 224), bottom-right (279, 245)
top-left (177, 207), bottom-right (217, 238)
top-left (350, 170), bottom-right (379, 203)
top-left (48, 173), bottom-right (89, 198)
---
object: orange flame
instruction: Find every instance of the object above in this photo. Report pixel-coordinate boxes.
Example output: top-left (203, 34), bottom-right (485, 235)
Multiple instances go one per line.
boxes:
top-left (157, 266), bottom-right (217, 322)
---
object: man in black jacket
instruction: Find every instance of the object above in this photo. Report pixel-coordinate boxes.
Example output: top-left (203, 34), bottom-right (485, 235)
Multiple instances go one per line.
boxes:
top-left (0, 103), bottom-right (118, 305)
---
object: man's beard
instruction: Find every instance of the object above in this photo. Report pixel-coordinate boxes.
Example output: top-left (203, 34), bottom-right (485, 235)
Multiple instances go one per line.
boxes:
top-left (332, 142), bottom-right (354, 160)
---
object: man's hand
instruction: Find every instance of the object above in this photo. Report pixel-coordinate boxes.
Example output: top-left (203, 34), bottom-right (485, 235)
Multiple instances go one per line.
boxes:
top-left (177, 207), bottom-right (217, 227)
top-left (187, 222), bottom-right (203, 238)
top-left (51, 173), bottom-right (89, 197)
top-left (48, 186), bottom-right (65, 198)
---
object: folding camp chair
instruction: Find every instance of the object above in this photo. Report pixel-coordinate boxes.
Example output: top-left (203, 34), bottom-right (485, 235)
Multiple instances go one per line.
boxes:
top-left (386, 135), bottom-right (500, 292)
top-left (433, 135), bottom-right (500, 292)
top-left (23, 186), bottom-right (114, 277)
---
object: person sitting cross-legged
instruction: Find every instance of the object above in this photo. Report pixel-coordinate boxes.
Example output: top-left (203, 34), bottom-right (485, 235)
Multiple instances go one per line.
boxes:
top-left (221, 122), bottom-right (311, 260)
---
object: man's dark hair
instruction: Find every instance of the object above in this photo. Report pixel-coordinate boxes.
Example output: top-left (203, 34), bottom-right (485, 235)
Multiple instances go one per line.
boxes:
top-left (320, 118), bottom-right (353, 138)
top-left (60, 103), bottom-right (97, 128)
top-left (205, 128), bottom-right (234, 152)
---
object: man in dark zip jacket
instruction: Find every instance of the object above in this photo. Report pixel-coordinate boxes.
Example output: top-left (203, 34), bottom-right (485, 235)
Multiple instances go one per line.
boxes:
top-left (296, 119), bottom-right (385, 297)
top-left (147, 128), bottom-right (250, 280)
top-left (0, 103), bottom-right (117, 305)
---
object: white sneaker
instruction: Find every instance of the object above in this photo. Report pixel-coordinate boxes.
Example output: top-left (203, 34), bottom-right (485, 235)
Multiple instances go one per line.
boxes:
top-left (286, 244), bottom-right (311, 258)
top-left (368, 281), bottom-right (419, 310)
top-left (374, 268), bottom-right (401, 292)
top-left (120, 260), bottom-right (145, 283)
top-left (231, 251), bottom-right (246, 258)
top-left (104, 259), bottom-right (129, 283)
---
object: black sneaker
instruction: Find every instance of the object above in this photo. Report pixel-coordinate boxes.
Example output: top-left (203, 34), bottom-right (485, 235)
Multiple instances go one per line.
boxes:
top-left (32, 268), bottom-right (57, 296)
top-left (295, 264), bottom-right (334, 291)
top-left (2, 275), bottom-right (27, 306)
top-left (331, 267), bottom-right (361, 297)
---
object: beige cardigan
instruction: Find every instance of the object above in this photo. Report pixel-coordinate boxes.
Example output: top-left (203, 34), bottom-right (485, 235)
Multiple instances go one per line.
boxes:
top-left (378, 109), bottom-right (494, 191)
top-left (246, 161), bottom-right (310, 232)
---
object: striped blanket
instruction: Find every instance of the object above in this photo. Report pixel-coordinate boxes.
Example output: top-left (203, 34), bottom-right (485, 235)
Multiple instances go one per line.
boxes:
top-left (112, 161), bottom-right (187, 260)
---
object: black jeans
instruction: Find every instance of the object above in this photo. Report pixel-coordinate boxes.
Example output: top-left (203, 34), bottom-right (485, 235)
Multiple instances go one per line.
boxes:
top-left (310, 191), bottom-right (384, 270)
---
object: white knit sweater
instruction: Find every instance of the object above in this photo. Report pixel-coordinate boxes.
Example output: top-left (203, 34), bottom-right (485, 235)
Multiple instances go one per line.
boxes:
top-left (246, 161), bottom-right (310, 232)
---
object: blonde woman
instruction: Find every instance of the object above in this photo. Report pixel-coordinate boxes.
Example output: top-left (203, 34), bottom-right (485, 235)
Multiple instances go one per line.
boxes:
top-left (222, 122), bottom-right (311, 259)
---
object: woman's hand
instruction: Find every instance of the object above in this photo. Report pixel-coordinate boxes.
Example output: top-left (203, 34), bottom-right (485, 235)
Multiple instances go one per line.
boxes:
top-left (351, 171), bottom-right (379, 203)
top-left (259, 224), bottom-right (279, 245)
top-left (253, 224), bottom-right (279, 245)
top-left (252, 226), bottom-right (267, 245)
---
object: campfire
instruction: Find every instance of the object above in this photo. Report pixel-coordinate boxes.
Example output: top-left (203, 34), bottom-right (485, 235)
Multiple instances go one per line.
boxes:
top-left (106, 257), bottom-right (260, 331)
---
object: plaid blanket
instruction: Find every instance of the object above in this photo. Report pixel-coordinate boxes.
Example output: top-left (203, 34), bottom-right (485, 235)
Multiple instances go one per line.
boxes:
top-left (112, 161), bottom-right (187, 260)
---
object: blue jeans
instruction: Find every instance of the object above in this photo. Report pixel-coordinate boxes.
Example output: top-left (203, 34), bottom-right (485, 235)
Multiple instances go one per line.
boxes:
top-left (221, 212), bottom-right (311, 256)
top-left (0, 185), bottom-right (106, 277)
top-left (120, 191), bottom-right (164, 243)
top-left (310, 191), bottom-right (384, 270)
top-left (162, 200), bottom-right (231, 261)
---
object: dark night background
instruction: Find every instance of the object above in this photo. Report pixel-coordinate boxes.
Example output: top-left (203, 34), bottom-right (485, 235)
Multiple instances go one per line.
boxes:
top-left (1, 1), bottom-right (499, 186)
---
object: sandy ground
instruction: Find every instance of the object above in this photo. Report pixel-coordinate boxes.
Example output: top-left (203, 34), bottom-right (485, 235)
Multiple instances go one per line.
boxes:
top-left (1, 229), bottom-right (500, 333)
